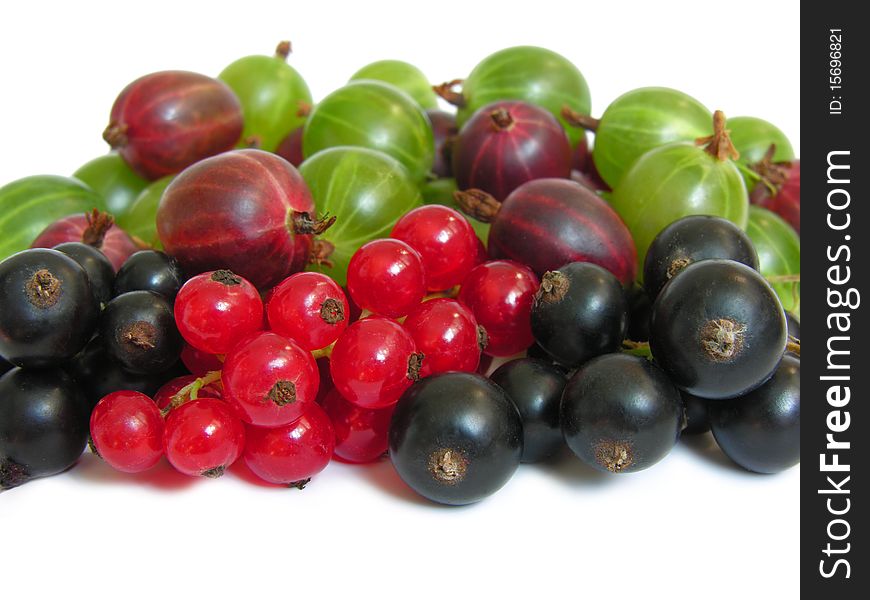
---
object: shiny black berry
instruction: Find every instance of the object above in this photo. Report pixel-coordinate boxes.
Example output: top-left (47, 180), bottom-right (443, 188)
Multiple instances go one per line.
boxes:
top-left (708, 355), bottom-right (800, 473)
top-left (643, 215), bottom-right (758, 299)
top-left (0, 367), bottom-right (90, 490)
top-left (650, 260), bottom-right (787, 399)
top-left (490, 358), bottom-right (567, 462)
top-left (389, 372), bottom-right (523, 505)
top-left (53, 241), bottom-right (115, 306)
top-left (531, 262), bottom-right (628, 368)
top-left (0, 248), bottom-right (99, 368)
top-left (561, 353), bottom-right (682, 473)
top-left (681, 391), bottom-right (710, 435)
top-left (100, 290), bottom-right (183, 374)
top-left (114, 250), bottom-right (185, 301)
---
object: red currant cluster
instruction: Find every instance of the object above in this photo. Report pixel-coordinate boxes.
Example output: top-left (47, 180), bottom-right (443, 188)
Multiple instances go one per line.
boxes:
top-left (87, 203), bottom-right (541, 486)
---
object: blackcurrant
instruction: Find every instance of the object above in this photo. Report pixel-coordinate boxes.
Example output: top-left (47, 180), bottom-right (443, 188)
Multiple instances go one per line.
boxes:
top-left (708, 354), bottom-right (800, 473)
top-left (67, 337), bottom-right (186, 411)
top-left (650, 260), bottom-right (787, 399)
top-left (561, 354), bottom-right (682, 473)
top-left (0, 367), bottom-right (90, 489)
top-left (114, 250), bottom-right (185, 301)
top-left (389, 372), bottom-right (523, 505)
top-left (530, 262), bottom-right (628, 368)
top-left (0, 248), bottom-right (99, 368)
top-left (490, 358), bottom-right (567, 463)
top-left (53, 241), bottom-right (115, 306)
top-left (100, 290), bottom-right (183, 374)
top-left (643, 215), bottom-right (759, 300)
top-left (681, 391), bottom-right (710, 435)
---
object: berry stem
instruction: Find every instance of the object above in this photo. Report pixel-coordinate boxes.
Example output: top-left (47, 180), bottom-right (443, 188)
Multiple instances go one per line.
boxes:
top-left (696, 110), bottom-right (740, 161)
top-left (432, 79), bottom-right (466, 107)
top-left (275, 40), bottom-right (292, 60)
top-left (621, 339), bottom-right (652, 359)
top-left (102, 122), bottom-right (128, 148)
top-left (308, 239), bottom-right (336, 269)
top-left (82, 209), bottom-right (114, 248)
top-left (787, 336), bottom-right (800, 357)
top-left (311, 342), bottom-right (335, 361)
top-left (561, 106), bottom-right (600, 131)
top-left (765, 274), bottom-right (800, 284)
top-left (291, 211), bottom-right (336, 235)
top-left (453, 189), bottom-right (502, 223)
top-left (489, 108), bottom-right (514, 130)
top-left (162, 370), bottom-right (222, 416)
top-left (749, 144), bottom-right (791, 196)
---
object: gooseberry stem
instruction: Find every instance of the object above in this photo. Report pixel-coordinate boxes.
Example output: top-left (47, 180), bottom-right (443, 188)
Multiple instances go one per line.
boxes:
top-left (162, 370), bottom-right (222, 416)
top-left (453, 189), bottom-right (501, 223)
top-left (81, 209), bottom-right (115, 248)
top-left (561, 105), bottom-right (600, 131)
top-left (433, 79), bottom-right (466, 107)
top-left (696, 110), bottom-right (740, 161)
top-left (275, 40), bottom-right (292, 60)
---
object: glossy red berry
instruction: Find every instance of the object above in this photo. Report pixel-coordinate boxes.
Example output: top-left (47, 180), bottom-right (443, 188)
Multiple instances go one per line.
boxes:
top-left (180, 343), bottom-right (224, 377)
top-left (222, 331), bottom-right (319, 427)
top-left (321, 387), bottom-right (393, 463)
top-left (90, 390), bottom-right (164, 473)
top-left (266, 272), bottom-right (349, 351)
top-left (174, 270), bottom-right (264, 355)
top-left (403, 298), bottom-right (483, 376)
top-left (346, 239), bottom-right (426, 318)
top-left (163, 398), bottom-right (245, 477)
top-left (391, 205), bottom-right (478, 291)
top-left (153, 375), bottom-right (222, 411)
top-left (458, 260), bottom-right (539, 356)
top-left (243, 404), bottom-right (334, 486)
top-left (330, 316), bottom-right (422, 409)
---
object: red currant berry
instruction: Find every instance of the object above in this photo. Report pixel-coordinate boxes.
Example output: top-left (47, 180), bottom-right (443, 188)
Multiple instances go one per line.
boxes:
top-left (180, 342), bottom-right (224, 376)
top-left (391, 205), bottom-right (478, 291)
top-left (330, 316), bottom-right (422, 409)
top-left (222, 331), bottom-right (319, 427)
top-left (174, 269), bottom-right (264, 355)
top-left (458, 260), bottom-right (539, 356)
top-left (153, 375), bottom-right (222, 411)
top-left (90, 391), bottom-right (164, 473)
top-left (243, 404), bottom-right (335, 486)
top-left (403, 298), bottom-right (483, 376)
top-left (473, 236), bottom-right (488, 267)
top-left (266, 272), bottom-right (349, 351)
top-left (163, 398), bottom-right (245, 478)
top-left (315, 356), bottom-right (333, 405)
top-left (346, 239), bottom-right (426, 318)
top-left (321, 387), bottom-right (393, 463)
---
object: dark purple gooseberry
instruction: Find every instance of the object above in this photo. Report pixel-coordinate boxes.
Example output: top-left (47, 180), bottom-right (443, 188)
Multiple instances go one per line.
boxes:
top-left (426, 109), bottom-right (457, 178)
top-left (452, 101), bottom-right (572, 202)
top-left (103, 71), bottom-right (244, 180)
top-left (456, 179), bottom-right (637, 286)
top-left (275, 126), bottom-right (305, 167)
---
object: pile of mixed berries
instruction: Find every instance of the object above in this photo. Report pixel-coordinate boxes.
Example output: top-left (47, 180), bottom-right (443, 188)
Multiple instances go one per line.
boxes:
top-left (0, 42), bottom-right (799, 505)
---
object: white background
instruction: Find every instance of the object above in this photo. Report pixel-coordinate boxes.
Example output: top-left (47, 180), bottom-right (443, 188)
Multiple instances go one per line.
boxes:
top-left (0, 1), bottom-right (799, 599)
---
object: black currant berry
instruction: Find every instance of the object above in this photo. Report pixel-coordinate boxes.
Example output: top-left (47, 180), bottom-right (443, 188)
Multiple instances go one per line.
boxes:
top-left (650, 260), bottom-right (787, 399)
top-left (0, 248), bottom-right (99, 368)
top-left (525, 342), bottom-right (570, 373)
top-left (67, 337), bottom-right (187, 410)
top-left (531, 262), bottom-right (628, 368)
top-left (100, 290), bottom-right (183, 374)
top-left (0, 367), bottom-right (90, 490)
top-left (53, 241), bottom-right (115, 306)
top-left (490, 358), bottom-right (567, 463)
top-left (561, 353), bottom-right (682, 473)
top-left (681, 391), bottom-right (710, 435)
top-left (643, 215), bottom-right (759, 299)
top-left (114, 250), bottom-right (185, 301)
top-left (708, 355), bottom-right (800, 473)
top-left (389, 372), bottom-right (523, 505)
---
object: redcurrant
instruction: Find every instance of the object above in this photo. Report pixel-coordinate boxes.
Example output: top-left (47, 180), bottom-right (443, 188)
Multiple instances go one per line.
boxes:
top-left (222, 331), bottom-right (319, 427)
top-left (163, 398), bottom-right (245, 477)
top-left (243, 404), bottom-right (335, 486)
top-left (458, 260), bottom-right (539, 356)
top-left (90, 390), bottom-right (164, 473)
top-left (174, 270), bottom-right (263, 355)
top-left (346, 239), bottom-right (426, 318)
top-left (391, 205), bottom-right (478, 291)
top-left (179, 342), bottom-right (224, 377)
top-left (329, 316), bottom-right (422, 409)
top-left (266, 272), bottom-right (349, 351)
top-left (403, 298), bottom-right (483, 376)
top-left (321, 387), bottom-right (393, 463)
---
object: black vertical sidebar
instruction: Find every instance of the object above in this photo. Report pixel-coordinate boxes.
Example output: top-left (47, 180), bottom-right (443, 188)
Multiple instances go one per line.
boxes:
top-left (801, 3), bottom-right (868, 596)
